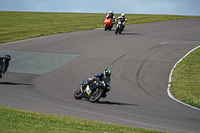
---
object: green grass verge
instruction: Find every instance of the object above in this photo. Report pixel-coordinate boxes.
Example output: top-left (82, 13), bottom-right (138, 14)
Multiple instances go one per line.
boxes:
top-left (170, 48), bottom-right (200, 108)
top-left (0, 106), bottom-right (170, 133)
top-left (0, 11), bottom-right (199, 44)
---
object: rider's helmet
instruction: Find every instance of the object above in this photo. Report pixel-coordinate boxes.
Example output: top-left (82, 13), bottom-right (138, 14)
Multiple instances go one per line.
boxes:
top-left (109, 10), bottom-right (113, 16)
top-left (4, 54), bottom-right (11, 63)
top-left (104, 69), bottom-right (111, 78)
top-left (121, 13), bottom-right (125, 17)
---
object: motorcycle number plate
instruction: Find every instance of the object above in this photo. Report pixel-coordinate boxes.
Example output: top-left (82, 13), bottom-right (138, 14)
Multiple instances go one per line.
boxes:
top-left (86, 85), bottom-right (91, 95)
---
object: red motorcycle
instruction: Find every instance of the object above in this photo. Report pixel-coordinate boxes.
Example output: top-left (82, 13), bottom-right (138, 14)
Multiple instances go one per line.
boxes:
top-left (104, 18), bottom-right (113, 31)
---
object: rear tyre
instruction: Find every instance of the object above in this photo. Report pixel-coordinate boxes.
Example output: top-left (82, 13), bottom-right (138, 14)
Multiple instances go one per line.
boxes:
top-left (89, 88), bottom-right (103, 103)
top-left (74, 88), bottom-right (82, 99)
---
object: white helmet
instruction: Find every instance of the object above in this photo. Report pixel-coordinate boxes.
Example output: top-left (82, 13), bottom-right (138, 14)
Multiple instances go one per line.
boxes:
top-left (121, 13), bottom-right (125, 17)
top-left (109, 10), bottom-right (113, 14)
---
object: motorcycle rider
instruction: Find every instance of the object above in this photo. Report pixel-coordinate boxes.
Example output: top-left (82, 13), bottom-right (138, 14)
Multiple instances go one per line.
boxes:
top-left (116, 13), bottom-right (127, 31)
top-left (86, 69), bottom-right (111, 98)
top-left (105, 10), bottom-right (115, 29)
top-left (0, 54), bottom-right (11, 79)
top-left (106, 10), bottom-right (115, 20)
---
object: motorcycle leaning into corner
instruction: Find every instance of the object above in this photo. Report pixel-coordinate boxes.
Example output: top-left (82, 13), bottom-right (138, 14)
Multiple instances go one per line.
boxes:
top-left (115, 14), bottom-right (127, 35)
top-left (0, 55), bottom-right (11, 79)
top-left (0, 65), bottom-right (4, 79)
top-left (74, 77), bottom-right (111, 103)
top-left (0, 62), bottom-right (7, 79)
top-left (115, 18), bottom-right (126, 35)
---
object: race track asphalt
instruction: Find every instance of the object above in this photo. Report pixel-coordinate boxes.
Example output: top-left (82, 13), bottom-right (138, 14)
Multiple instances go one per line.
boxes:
top-left (0, 18), bottom-right (200, 133)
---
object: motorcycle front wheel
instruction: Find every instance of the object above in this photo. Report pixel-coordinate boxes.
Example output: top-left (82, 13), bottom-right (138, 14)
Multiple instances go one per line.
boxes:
top-left (0, 73), bottom-right (2, 79)
top-left (115, 28), bottom-right (119, 34)
top-left (109, 24), bottom-right (112, 31)
top-left (74, 88), bottom-right (82, 99)
top-left (105, 24), bottom-right (108, 31)
top-left (89, 88), bottom-right (103, 103)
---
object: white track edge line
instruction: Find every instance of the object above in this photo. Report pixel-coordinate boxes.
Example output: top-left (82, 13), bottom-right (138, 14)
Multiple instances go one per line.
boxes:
top-left (45, 101), bottom-right (190, 133)
top-left (167, 45), bottom-right (200, 111)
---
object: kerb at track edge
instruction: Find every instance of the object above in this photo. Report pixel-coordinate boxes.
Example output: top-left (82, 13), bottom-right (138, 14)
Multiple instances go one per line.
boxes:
top-left (167, 45), bottom-right (200, 111)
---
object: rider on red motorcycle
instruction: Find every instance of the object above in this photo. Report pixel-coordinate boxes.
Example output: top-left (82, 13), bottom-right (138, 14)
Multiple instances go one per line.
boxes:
top-left (105, 10), bottom-right (115, 29)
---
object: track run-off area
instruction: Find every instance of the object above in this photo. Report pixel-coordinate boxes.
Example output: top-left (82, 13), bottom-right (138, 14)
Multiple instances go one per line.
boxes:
top-left (0, 18), bottom-right (200, 133)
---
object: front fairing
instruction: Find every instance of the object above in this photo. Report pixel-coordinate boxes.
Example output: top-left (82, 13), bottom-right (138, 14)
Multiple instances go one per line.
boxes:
top-left (85, 81), bottom-right (106, 96)
top-left (90, 81), bottom-right (106, 91)
top-left (117, 19), bottom-right (124, 28)
top-left (117, 22), bottom-right (123, 28)
top-left (104, 18), bottom-right (112, 26)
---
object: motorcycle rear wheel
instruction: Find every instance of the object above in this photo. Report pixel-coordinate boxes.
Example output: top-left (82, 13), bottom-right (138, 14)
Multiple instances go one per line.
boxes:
top-left (74, 88), bottom-right (82, 99)
top-left (89, 88), bottom-right (103, 103)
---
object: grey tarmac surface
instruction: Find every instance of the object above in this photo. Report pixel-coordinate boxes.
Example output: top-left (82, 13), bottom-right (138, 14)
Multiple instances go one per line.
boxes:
top-left (0, 18), bottom-right (200, 133)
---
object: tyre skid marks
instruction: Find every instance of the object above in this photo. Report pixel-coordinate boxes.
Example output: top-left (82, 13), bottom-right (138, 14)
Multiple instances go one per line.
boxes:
top-left (136, 60), bottom-right (154, 97)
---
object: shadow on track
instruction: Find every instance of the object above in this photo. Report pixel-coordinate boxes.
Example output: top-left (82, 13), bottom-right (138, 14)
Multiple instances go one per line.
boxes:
top-left (106, 30), bottom-right (115, 31)
top-left (96, 100), bottom-right (139, 106)
top-left (0, 82), bottom-right (32, 86)
top-left (121, 33), bottom-right (140, 35)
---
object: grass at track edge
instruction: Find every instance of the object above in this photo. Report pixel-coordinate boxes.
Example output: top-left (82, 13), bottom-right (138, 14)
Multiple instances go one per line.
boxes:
top-left (0, 106), bottom-right (170, 133)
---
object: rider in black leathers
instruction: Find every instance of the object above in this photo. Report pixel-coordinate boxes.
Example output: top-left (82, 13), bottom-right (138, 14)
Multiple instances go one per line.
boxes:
top-left (0, 54), bottom-right (11, 79)
top-left (106, 10), bottom-right (115, 20)
top-left (116, 13), bottom-right (127, 31)
top-left (86, 69), bottom-right (111, 98)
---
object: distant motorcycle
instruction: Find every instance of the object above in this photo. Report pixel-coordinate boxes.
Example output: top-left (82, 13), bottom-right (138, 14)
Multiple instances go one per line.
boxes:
top-left (0, 54), bottom-right (11, 79)
top-left (74, 79), bottom-right (108, 103)
top-left (104, 17), bottom-right (113, 31)
top-left (115, 19), bottom-right (124, 35)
